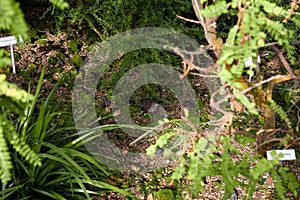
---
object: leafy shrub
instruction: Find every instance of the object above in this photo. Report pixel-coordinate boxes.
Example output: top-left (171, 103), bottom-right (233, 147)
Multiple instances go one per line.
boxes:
top-left (50, 0), bottom-right (199, 40)
top-left (0, 1), bottom-right (133, 199)
top-left (0, 74), bottom-right (37, 186)
top-left (0, 66), bottom-right (132, 199)
top-left (147, 0), bottom-right (300, 199)
top-left (147, 112), bottom-right (299, 199)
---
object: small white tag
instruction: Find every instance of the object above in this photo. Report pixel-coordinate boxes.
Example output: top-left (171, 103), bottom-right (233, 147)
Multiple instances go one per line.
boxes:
top-left (266, 149), bottom-right (296, 161)
top-left (256, 55), bottom-right (261, 64)
top-left (244, 55), bottom-right (261, 67)
top-left (0, 36), bottom-right (18, 47)
top-left (244, 56), bottom-right (253, 67)
top-left (0, 35), bottom-right (23, 74)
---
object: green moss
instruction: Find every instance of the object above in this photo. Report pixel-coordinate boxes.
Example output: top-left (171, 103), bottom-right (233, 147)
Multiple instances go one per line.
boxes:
top-left (67, 40), bottom-right (80, 54)
top-left (153, 189), bottom-right (174, 200)
top-left (234, 133), bottom-right (256, 146)
top-left (28, 63), bottom-right (37, 70)
top-left (70, 53), bottom-right (82, 67)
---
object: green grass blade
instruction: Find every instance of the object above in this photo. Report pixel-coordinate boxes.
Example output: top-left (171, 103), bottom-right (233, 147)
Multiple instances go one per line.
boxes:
top-left (65, 167), bottom-right (91, 199)
top-left (42, 142), bottom-right (90, 180)
top-left (0, 185), bottom-right (22, 200)
top-left (21, 64), bottom-right (46, 139)
top-left (64, 148), bottom-right (108, 176)
top-left (84, 179), bottom-right (134, 197)
top-left (43, 75), bottom-right (64, 113)
top-left (31, 188), bottom-right (66, 200)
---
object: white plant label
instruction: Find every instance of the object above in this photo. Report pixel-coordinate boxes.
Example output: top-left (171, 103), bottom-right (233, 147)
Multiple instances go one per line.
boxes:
top-left (243, 55), bottom-right (261, 68)
top-left (244, 56), bottom-right (253, 68)
top-left (266, 149), bottom-right (296, 161)
top-left (0, 35), bottom-right (23, 74)
top-left (0, 36), bottom-right (19, 47)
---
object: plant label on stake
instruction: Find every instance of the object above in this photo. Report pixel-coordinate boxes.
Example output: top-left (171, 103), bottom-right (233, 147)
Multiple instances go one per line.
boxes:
top-left (266, 149), bottom-right (296, 163)
top-left (0, 35), bottom-right (23, 74)
top-left (244, 55), bottom-right (261, 82)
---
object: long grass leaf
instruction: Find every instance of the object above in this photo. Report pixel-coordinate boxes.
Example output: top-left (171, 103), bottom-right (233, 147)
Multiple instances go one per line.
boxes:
top-left (0, 185), bottom-right (22, 200)
top-left (35, 153), bottom-right (71, 184)
top-left (66, 167), bottom-right (91, 199)
top-left (84, 179), bottom-right (134, 197)
top-left (64, 148), bottom-right (108, 176)
top-left (31, 188), bottom-right (66, 200)
top-left (42, 143), bottom-right (90, 180)
top-left (28, 65), bottom-right (46, 118)
top-left (20, 65), bottom-right (46, 140)
top-left (43, 175), bottom-right (70, 187)
top-left (63, 129), bottom-right (101, 149)
top-left (32, 102), bottom-right (45, 146)
top-left (43, 76), bottom-right (64, 113)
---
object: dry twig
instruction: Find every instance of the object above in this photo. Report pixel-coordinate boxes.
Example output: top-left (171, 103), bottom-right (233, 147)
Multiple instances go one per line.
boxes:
top-left (271, 45), bottom-right (300, 89)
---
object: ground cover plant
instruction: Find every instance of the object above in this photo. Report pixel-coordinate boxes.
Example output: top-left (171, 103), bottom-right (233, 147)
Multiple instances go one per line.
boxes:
top-left (0, 0), bottom-right (299, 199)
top-left (146, 0), bottom-right (300, 198)
top-left (0, 0), bottom-right (131, 199)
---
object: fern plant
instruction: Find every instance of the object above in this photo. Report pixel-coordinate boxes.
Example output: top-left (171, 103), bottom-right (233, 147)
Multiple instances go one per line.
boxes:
top-left (146, 0), bottom-right (300, 199)
top-left (0, 0), bottom-right (69, 187)
top-left (186, 0), bottom-right (300, 149)
top-left (189, 0), bottom-right (300, 129)
top-left (50, 0), bottom-right (196, 40)
top-left (212, 0), bottom-right (300, 152)
top-left (0, 66), bottom-right (132, 199)
top-left (0, 74), bottom-right (39, 186)
top-left (0, 1), bottom-right (132, 198)
top-left (147, 116), bottom-right (299, 199)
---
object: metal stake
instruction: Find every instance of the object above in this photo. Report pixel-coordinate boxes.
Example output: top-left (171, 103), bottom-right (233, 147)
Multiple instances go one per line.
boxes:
top-left (10, 44), bottom-right (16, 74)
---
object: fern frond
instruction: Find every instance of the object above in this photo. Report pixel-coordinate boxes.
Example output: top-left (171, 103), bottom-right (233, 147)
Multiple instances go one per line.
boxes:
top-left (253, 0), bottom-right (288, 16)
top-left (0, 74), bottom-right (33, 104)
top-left (187, 137), bottom-right (216, 194)
top-left (230, 62), bottom-right (244, 78)
top-left (0, 126), bottom-right (13, 185)
top-left (49, 0), bottom-right (69, 9)
top-left (10, 133), bottom-right (42, 167)
top-left (200, 1), bottom-right (228, 17)
top-left (1, 116), bottom-right (42, 168)
top-left (278, 167), bottom-right (299, 198)
top-left (250, 157), bottom-right (278, 179)
top-left (268, 100), bottom-right (292, 128)
top-left (235, 92), bottom-right (259, 115)
top-left (0, 0), bottom-right (28, 40)
top-left (270, 169), bottom-right (288, 200)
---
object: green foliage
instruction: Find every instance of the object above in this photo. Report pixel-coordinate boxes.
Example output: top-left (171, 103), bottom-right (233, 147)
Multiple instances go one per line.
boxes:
top-left (216, 0), bottom-right (300, 115)
top-left (0, 74), bottom-right (39, 186)
top-left (1, 115), bottom-right (42, 166)
top-left (0, 66), bottom-right (132, 199)
top-left (51, 0), bottom-right (195, 39)
top-left (0, 126), bottom-right (12, 187)
top-left (0, 74), bottom-right (33, 114)
top-left (0, 0), bottom-right (28, 40)
top-left (153, 189), bottom-right (174, 200)
top-left (70, 53), bottom-right (83, 67)
top-left (268, 99), bottom-right (292, 128)
top-left (160, 1), bottom-right (299, 198)
top-left (0, 0), bottom-right (132, 194)
top-left (234, 91), bottom-right (258, 115)
top-left (49, 0), bottom-right (69, 9)
top-left (0, 50), bottom-right (11, 70)
top-left (148, 118), bottom-right (299, 199)
top-left (0, 0), bottom-right (68, 43)
top-left (200, 0), bottom-right (228, 17)
top-left (0, 0), bottom-right (72, 72)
